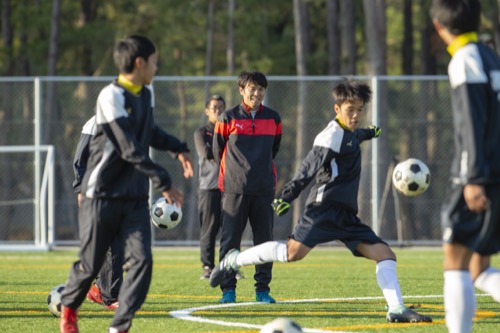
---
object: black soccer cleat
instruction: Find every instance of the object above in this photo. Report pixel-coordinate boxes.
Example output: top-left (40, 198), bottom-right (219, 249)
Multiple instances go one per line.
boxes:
top-left (209, 249), bottom-right (240, 288)
top-left (386, 306), bottom-right (432, 323)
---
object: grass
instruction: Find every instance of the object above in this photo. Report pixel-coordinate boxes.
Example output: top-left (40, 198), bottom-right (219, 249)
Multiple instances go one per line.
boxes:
top-left (0, 247), bottom-right (499, 332)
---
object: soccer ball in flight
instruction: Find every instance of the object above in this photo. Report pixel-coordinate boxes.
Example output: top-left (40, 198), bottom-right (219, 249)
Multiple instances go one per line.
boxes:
top-left (392, 158), bottom-right (431, 197)
top-left (150, 197), bottom-right (183, 229)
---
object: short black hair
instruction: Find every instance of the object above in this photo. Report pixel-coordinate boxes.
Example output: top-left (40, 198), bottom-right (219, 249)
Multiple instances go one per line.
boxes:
top-left (113, 35), bottom-right (157, 74)
top-left (237, 71), bottom-right (268, 89)
top-left (332, 79), bottom-right (372, 106)
top-left (205, 95), bottom-right (225, 108)
top-left (430, 0), bottom-right (480, 35)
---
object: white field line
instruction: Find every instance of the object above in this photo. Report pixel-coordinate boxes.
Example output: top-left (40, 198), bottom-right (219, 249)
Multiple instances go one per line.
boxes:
top-left (170, 294), bottom-right (488, 333)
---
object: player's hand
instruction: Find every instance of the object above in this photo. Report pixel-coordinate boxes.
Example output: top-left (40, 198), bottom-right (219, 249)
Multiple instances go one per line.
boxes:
top-left (463, 184), bottom-right (489, 213)
top-left (177, 152), bottom-right (194, 178)
top-left (162, 186), bottom-right (184, 208)
top-left (272, 198), bottom-right (291, 216)
top-left (369, 125), bottom-right (381, 138)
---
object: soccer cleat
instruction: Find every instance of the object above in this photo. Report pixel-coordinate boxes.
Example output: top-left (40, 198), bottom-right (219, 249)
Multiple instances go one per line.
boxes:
top-left (209, 249), bottom-right (240, 288)
top-left (218, 289), bottom-right (236, 303)
top-left (60, 306), bottom-right (79, 333)
top-left (200, 266), bottom-right (212, 280)
top-left (256, 291), bottom-right (276, 303)
top-left (108, 328), bottom-right (128, 333)
top-left (386, 305), bottom-right (432, 323)
top-left (86, 283), bottom-right (104, 305)
top-left (104, 301), bottom-right (119, 310)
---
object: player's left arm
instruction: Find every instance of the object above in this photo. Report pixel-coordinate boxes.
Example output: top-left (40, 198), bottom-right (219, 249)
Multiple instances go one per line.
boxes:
top-left (355, 125), bottom-right (381, 141)
top-left (272, 113), bottom-right (282, 159)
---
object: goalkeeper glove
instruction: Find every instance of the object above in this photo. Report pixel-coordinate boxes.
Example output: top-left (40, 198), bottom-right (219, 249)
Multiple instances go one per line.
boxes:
top-left (271, 198), bottom-right (291, 216)
top-left (369, 125), bottom-right (382, 138)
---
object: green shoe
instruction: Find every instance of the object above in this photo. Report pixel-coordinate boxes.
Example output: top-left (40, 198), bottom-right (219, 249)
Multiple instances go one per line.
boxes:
top-left (386, 305), bottom-right (432, 323)
top-left (218, 289), bottom-right (236, 303)
top-left (256, 291), bottom-right (276, 303)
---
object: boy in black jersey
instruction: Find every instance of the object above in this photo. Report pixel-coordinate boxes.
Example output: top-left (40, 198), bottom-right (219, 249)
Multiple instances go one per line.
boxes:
top-left (60, 35), bottom-right (193, 333)
top-left (431, 1), bottom-right (500, 332)
top-left (210, 79), bottom-right (432, 323)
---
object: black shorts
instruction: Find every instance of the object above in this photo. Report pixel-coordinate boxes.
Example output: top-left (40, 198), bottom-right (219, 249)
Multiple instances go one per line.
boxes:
top-left (292, 202), bottom-right (387, 257)
top-left (441, 184), bottom-right (500, 255)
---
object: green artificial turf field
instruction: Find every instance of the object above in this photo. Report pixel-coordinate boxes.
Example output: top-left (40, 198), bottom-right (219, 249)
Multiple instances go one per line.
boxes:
top-left (0, 247), bottom-right (499, 332)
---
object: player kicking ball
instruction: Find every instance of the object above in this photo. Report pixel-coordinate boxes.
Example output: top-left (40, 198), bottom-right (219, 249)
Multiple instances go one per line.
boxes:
top-left (210, 79), bottom-right (432, 323)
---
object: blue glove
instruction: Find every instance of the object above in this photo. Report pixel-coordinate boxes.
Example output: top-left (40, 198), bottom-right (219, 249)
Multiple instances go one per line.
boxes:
top-left (271, 198), bottom-right (291, 216)
top-left (369, 125), bottom-right (382, 138)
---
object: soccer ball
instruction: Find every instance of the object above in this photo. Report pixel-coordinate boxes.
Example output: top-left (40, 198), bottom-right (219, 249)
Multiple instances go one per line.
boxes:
top-left (150, 197), bottom-right (183, 229)
top-left (392, 158), bottom-right (431, 197)
top-left (47, 284), bottom-right (65, 317)
top-left (260, 318), bottom-right (304, 333)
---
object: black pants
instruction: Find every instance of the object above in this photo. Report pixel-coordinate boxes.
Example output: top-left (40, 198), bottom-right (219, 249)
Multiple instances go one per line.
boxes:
top-left (198, 189), bottom-right (222, 268)
top-left (219, 192), bottom-right (274, 293)
top-left (95, 236), bottom-right (123, 304)
top-left (61, 198), bottom-right (152, 332)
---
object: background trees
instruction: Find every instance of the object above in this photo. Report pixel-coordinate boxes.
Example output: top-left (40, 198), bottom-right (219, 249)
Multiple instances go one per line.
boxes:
top-left (0, 0), bottom-right (499, 78)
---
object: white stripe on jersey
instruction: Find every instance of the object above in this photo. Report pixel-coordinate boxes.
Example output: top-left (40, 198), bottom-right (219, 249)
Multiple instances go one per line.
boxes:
top-left (95, 84), bottom-right (128, 125)
top-left (85, 139), bottom-right (114, 198)
top-left (81, 115), bottom-right (96, 135)
top-left (313, 120), bottom-right (344, 152)
top-left (448, 43), bottom-right (488, 89)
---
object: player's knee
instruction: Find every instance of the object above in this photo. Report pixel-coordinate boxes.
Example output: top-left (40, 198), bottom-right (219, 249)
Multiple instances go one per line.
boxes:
top-left (287, 248), bottom-right (305, 262)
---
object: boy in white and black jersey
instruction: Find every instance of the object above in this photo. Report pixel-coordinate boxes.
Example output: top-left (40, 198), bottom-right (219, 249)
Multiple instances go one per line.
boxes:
top-left (60, 35), bottom-right (193, 333)
top-left (431, 1), bottom-right (500, 332)
top-left (210, 79), bottom-right (432, 324)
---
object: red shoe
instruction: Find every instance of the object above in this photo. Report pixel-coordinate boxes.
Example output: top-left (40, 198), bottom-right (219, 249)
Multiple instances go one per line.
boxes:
top-left (105, 301), bottom-right (119, 310)
top-left (86, 283), bottom-right (103, 305)
top-left (60, 306), bottom-right (79, 333)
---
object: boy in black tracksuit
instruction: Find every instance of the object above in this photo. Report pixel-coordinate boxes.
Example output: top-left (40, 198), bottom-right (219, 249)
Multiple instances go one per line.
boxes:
top-left (194, 95), bottom-right (225, 279)
top-left (60, 35), bottom-right (193, 333)
top-left (213, 71), bottom-right (282, 304)
top-left (72, 116), bottom-right (121, 310)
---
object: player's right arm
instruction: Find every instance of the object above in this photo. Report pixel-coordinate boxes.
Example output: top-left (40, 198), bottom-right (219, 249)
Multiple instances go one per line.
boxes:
top-left (280, 145), bottom-right (334, 203)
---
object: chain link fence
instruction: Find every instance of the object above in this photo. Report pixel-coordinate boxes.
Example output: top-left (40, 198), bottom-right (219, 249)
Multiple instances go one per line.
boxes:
top-left (0, 76), bottom-right (451, 248)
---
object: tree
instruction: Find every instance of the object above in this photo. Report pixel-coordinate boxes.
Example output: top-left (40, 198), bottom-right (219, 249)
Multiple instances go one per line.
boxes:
top-left (326, 0), bottom-right (340, 75)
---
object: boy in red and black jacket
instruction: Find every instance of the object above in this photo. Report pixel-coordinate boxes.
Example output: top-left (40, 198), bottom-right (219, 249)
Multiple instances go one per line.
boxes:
top-left (213, 71), bottom-right (282, 304)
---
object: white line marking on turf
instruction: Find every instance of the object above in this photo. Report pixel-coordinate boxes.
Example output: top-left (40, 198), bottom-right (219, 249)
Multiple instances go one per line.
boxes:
top-left (169, 294), bottom-right (493, 332)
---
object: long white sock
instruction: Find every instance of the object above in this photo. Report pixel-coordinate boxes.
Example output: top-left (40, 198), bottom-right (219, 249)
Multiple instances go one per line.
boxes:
top-left (444, 270), bottom-right (475, 333)
top-left (376, 259), bottom-right (404, 311)
top-left (235, 241), bottom-right (288, 267)
top-left (474, 266), bottom-right (500, 303)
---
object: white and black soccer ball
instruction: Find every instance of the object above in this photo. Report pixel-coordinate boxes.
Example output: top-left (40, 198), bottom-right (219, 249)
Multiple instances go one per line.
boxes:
top-left (150, 197), bottom-right (183, 229)
top-left (260, 318), bottom-right (304, 333)
top-left (47, 284), bottom-right (65, 317)
top-left (392, 158), bottom-right (431, 197)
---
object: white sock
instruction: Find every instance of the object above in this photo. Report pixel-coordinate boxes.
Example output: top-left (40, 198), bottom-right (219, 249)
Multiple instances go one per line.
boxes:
top-left (444, 270), bottom-right (475, 333)
top-left (376, 259), bottom-right (404, 311)
top-left (474, 266), bottom-right (500, 303)
top-left (236, 241), bottom-right (288, 267)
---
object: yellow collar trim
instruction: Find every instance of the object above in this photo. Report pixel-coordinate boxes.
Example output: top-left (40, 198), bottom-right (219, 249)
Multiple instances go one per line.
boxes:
top-left (335, 116), bottom-right (351, 131)
top-left (118, 75), bottom-right (142, 95)
top-left (447, 32), bottom-right (479, 56)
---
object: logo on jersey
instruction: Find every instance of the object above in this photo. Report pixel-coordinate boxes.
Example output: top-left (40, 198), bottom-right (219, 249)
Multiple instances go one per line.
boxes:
top-left (235, 124), bottom-right (243, 130)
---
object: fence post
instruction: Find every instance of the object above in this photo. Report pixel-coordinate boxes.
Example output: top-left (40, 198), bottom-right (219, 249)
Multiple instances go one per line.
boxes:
top-left (371, 76), bottom-right (380, 235)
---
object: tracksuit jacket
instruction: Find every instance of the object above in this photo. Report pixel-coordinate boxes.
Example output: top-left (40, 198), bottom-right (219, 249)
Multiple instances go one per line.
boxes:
top-left (280, 118), bottom-right (378, 214)
top-left (81, 82), bottom-right (189, 199)
top-left (213, 103), bottom-right (282, 195)
top-left (447, 36), bottom-right (500, 186)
